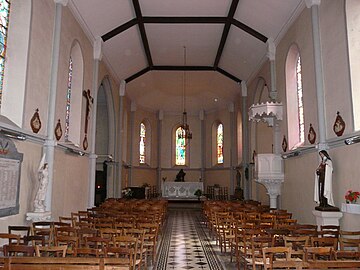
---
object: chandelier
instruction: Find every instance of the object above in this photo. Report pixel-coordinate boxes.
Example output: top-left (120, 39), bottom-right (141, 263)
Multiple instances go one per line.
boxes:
top-left (178, 46), bottom-right (192, 141)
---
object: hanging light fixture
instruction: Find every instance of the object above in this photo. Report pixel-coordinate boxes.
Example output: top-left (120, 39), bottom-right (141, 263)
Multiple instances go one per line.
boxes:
top-left (178, 46), bottom-right (192, 141)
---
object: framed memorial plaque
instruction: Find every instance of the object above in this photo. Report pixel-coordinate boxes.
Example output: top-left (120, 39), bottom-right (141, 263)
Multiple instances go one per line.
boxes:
top-left (0, 134), bottom-right (23, 217)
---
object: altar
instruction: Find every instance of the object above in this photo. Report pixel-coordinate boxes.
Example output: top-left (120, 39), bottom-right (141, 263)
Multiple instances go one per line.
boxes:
top-left (162, 182), bottom-right (203, 200)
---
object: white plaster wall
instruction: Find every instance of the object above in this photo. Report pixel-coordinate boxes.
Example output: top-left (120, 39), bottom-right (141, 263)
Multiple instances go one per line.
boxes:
top-left (23, 0), bottom-right (54, 134)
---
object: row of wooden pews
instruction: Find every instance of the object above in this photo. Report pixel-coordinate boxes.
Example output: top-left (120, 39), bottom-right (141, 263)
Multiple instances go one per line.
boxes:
top-left (0, 198), bottom-right (168, 270)
top-left (202, 199), bottom-right (360, 269)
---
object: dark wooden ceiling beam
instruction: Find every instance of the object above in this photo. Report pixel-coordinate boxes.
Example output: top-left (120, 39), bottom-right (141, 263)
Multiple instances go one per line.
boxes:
top-left (125, 67), bottom-right (151, 83)
top-left (143, 16), bottom-right (226, 24)
top-left (126, 66), bottom-right (241, 83)
top-left (231, 19), bottom-right (267, 43)
top-left (132, 0), bottom-right (153, 67)
top-left (153, 65), bottom-right (214, 71)
top-left (213, 0), bottom-right (239, 69)
top-left (216, 67), bottom-right (241, 83)
top-left (101, 18), bottom-right (137, 42)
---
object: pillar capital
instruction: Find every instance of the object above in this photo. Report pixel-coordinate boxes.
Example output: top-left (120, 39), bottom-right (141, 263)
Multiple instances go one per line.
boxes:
top-left (54, 0), bottom-right (68, 6)
top-left (305, 0), bottom-right (321, 8)
top-left (119, 80), bottom-right (126, 96)
top-left (93, 37), bottom-right (102, 61)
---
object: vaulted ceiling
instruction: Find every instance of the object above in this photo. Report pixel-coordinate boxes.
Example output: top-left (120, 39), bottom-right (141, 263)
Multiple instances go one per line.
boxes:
top-left (69, 0), bottom-right (304, 114)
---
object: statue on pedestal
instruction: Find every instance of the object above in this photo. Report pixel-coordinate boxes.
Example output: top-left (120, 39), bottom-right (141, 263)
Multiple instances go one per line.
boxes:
top-left (314, 150), bottom-right (339, 211)
top-left (175, 169), bottom-right (186, 182)
top-left (34, 154), bottom-right (49, 213)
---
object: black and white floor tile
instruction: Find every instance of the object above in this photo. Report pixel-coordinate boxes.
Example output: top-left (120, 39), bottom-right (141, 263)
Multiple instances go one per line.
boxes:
top-left (154, 207), bottom-right (236, 270)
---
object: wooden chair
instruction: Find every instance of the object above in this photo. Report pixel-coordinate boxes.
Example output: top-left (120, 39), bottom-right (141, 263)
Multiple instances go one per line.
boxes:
top-left (0, 233), bottom-right (21, 245)
top-left (8, 226), bottom-right (30, 244)
top-left (59, 216), bottom-right (77, 227)
top-left (35, 245), bottom-right (67, 257)
top-left (4, 244), bottom-right (35, 256)
top-left (137, 223), bottom-right (159, 263)
top-left (311, 236), bottom-right (338, 249)
top-left (339, 237), bottom-right (360, 251)
top-left (76, 227), bottom-right (98, 247)
top-left (319, 225), bottom-right (340, 238)
top-left (303, 246), bottom-right (333, 261)
top-left (54, 235), bottom-right (79, 256)
top-left (334, 250), bottom-right (360, 260)
top-left (99, 228), bottom-right (123, 240)
top-left (124, 228), bottom-right (147, 269)
top-left (23, 235), bottom-right (46, 246)
top-left (262, 246), bottom-right (293, 270)
top-left (284, 235), bottom-right (309, 259)
top-left (248, 236), bottom-right (275, 269)
top-left (32, 221), bottom-right (54, 245)
top-left (84, 236), bottom-right (111, 255)
top-left (104, 246), bottom-right (135, 269)
top-left (73, 247), bottom-right (100, 257)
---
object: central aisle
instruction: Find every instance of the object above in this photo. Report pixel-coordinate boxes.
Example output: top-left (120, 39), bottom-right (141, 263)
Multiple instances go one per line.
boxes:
top-left (154, 207), bottom-right (225, 270)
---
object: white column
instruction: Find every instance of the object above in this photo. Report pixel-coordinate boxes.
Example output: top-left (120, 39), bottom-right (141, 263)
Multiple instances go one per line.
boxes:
top-left (44, 0), bottom-right (68, 212)
top-left (128, 102), bottom-right (136, 186)
top-left (157, 110), bottom-right (163, 191)
top-left (117, 81), bottom-right (126, 197)
top-left (199, 110), bottom-right (205, 184)
top-left (305, 0), bottom-right (327, 150)
top-left (88, 37), bottom-right (102, 207)
top-left (241, 81), bottom-right (250, 199)
top-left (229, 103), bottom-right (235, 195)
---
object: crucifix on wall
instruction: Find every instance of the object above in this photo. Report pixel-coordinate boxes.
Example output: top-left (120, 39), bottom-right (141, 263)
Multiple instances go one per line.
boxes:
top-left (82, 89), bottom-right (93, 150)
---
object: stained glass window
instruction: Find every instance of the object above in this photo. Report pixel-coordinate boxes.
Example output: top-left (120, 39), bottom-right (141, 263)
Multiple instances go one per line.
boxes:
top-left (217, 123), bottom-right (224, 164)
top-left (296, 55), bottom-right (305, 143)
top-left (175, 127), bottom-right (186, 165)
top-left (64, 57), bottom-right (73, 141)
top-left (0, 0), bottom-right (10, 107)
top-left (139, 122), bottom-right (146, 164)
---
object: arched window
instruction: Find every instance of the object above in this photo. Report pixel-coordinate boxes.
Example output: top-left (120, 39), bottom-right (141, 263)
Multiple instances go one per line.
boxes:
top-left (0, 0), bottom-right (10, 107)
top-left (286, 44), bottom-right (305, 149)
top-left (175, 126), bottom-right (186, 165)
top-left (296, 55), bottom-right (305, 143)
top-left (64, 41), bottom-right (83, 146)
top-left (217, 123), bottom-right (224, 164)
top-left (64, 57), bottom-right (73, 141)
top-left (139, 122), bottom-right (146, 164)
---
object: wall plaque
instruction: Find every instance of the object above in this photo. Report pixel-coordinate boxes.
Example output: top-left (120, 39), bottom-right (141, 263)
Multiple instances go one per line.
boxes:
top-left (0, 134), bottom-right (23, 217)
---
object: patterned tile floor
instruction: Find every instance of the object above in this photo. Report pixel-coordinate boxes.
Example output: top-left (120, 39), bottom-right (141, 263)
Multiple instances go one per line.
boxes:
top-left (154, 206), bottom-right (237, 270)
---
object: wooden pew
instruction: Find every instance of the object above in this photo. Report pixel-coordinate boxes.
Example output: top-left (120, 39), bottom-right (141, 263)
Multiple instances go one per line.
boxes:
top-left (1, 257), bottom-right (131, 270)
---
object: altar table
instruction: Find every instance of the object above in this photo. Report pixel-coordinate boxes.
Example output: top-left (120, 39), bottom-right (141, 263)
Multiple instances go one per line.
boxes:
top-left (162, 182), bottom-right (203, 200)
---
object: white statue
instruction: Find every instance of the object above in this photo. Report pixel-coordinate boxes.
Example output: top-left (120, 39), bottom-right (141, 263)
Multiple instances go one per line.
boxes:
top-left (34, 154), bottom-right (49, 212)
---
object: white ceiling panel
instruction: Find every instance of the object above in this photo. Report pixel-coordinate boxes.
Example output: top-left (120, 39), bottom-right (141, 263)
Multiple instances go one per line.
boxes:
top-left (219, 26), bottom-right (267, 81)
top-left (139, 0), bottom-right (232, 16)
top-left (234, 0), bottom-right (303, 40)
top-left (146, 24), bottom-right (223, 66)
top-left (103, 27), bottom-right (147, 81)
top-left (71, 0), bottom-right (134, 38)
top-left (69, 1), bottom-right (305, 113)
top-left (127, 71), bottom-right (239, 113)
